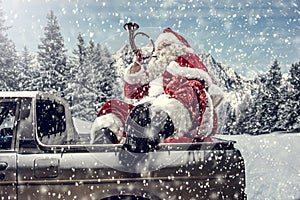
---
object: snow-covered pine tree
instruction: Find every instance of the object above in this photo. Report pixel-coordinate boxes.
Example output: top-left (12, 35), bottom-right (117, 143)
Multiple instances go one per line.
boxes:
top-left (36, 10), bottom-right (69, 97)
top-left (70, 35), bottom-right (118, 121)
top-left (289, 62), bottom-right (300, 90)
top-left (250, 61), bottom-right (282, 134)
top-left (18, 46), bottom-right (37, 90)
top-left (92, 44), bottom-right (116, 104)
top-left (235, 90), bottom-right (257, 134)
top-left (0, 3), bottom-right (19, 91)
top-left (68, 33), bottom-right (87, 107)
top-left (69, 34), bottom-right (97, 121)
top-left (279, 62), bottom-right (300, 132)
top-left (88, 41), bottom-right (119, 117)
top-left (265, 60), bottom-right (283, 132)
top-left (73, 33), bottom-right (87, 67)
top-left (243, 80), bottom-right (265, 135)
top-left (222, 103), bottom-right (238, 134)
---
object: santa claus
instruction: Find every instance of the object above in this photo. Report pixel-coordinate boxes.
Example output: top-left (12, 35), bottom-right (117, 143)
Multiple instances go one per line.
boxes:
top-left (90, 27), bottom-right (224, 153)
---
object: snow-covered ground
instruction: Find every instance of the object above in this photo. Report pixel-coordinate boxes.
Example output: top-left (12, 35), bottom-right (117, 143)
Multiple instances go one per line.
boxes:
top-left (218, 133), bottom-right (300, 200)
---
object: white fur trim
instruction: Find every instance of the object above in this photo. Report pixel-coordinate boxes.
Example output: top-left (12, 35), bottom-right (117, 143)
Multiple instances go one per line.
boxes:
top-left (90, 113), bottom-right (123, 143)
top-left (155, 32), bottom-right (181, 47)
top-left (166, 61), bottom-right (213, 86)
top-left (135, 96), bottom-right (155, 105)
top-left (124, 66), bottom-right (148, 85)
top-left (197, 90), bottom-right (214, 137)
top-left (150, 95), bottom-right (192, 137)
top-left (148, 77), bottom-right (164, 97)
top-left (209, 84), bottom-right (224, 108)
top-left (154, 33), bottom-right (194, 53)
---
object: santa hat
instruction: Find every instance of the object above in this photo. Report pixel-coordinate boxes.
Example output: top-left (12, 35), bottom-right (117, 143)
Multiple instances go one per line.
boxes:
top-left (154, 28), bottom-right (191, 48)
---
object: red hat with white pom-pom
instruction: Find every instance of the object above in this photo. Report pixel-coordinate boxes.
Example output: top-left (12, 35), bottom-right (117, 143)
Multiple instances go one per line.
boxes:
top-left (154, 27), bottom-right (191, 49)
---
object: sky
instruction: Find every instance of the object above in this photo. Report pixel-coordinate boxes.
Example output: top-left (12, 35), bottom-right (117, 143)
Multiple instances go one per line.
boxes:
top-left (2, 0), bottom-right (299, 77)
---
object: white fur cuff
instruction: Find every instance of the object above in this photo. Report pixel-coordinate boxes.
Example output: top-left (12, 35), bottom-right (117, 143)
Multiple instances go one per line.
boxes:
top-left (166, 61), bottom-right (213, 86)
top-left (209, 84), bottom-right (225, 108)
top-left (124, 66), bottom-right (148, 85)
top-left (90, 113), bottom-right (124, 143)
top-left (151, 95), bottom-right (192, 137)
top-left (197, 90), bottom-right (214, 137)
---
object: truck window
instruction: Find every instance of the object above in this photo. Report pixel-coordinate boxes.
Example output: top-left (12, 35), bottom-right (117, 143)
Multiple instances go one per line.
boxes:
top-left (36, 99), bottom-right (67, 145)
top-left (0, 102), bottom-right (17, 150)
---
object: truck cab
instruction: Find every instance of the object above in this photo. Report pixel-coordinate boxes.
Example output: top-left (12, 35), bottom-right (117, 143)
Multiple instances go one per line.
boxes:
top-left (0, 91), bottom-right (246, 199)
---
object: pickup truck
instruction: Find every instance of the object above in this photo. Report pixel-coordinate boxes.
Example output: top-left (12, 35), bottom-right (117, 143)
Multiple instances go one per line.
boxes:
top-left (0, 91), bottom-right (246, 200)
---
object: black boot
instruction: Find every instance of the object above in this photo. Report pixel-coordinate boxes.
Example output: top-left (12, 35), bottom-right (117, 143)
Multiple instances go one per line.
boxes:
top-left (93, 127), bottom-right (118, 144)
top-left (124, 103), bottom-right (174, 153)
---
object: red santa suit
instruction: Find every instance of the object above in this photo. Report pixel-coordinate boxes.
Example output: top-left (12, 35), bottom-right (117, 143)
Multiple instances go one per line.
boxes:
top-left (90, 28), bottom-right (224, 144)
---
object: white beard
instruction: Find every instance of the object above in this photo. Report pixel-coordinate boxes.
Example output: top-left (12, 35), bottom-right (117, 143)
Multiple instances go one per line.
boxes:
top-left (146, 43), bottom-right (193, 81)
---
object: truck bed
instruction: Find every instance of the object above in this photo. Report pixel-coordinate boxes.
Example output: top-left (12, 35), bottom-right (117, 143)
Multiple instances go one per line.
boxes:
top-left (0, 92), bottom-right (246, 200)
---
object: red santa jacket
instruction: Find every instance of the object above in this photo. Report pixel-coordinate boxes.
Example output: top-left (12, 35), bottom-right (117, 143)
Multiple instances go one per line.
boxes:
top-left (124, 53), bottom-right (213, 135)
top-left (96, 53), bottom-right (222, 142)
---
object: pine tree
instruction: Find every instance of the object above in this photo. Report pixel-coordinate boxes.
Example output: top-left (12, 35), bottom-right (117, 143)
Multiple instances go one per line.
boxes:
top-left (222, 103), bottom-right (237, 134)
top-left (36, 10), bottom-right (69, 96)
top-left (69, 34), bottom-right (97, 121)
top-left (70, 35), bottom-right (118, 121)
top-left (266, 60), bottom-right (283, 132)
top-left (236, 90), bottom-right (257, 134)
top-left (249, 61), bottom-right (282, 134)
top-left (72, 34), bottom-right (87, 67)
top-left (92, 43), bottom-right (116, 105)
top-left (88, 41), bottom-right (117, 120)
top-left (289, 62), bottom-right (300, 91)
top-left (18, 46), bottom-right (37, 90)
top-left (0, 3), bottom-right (19, 91)
top-left (249, 80), bottom-right (266, 134)
top-left (279, 62), bottom-right (300, 132)
top-left (67, 33), bottom-right (87, 107)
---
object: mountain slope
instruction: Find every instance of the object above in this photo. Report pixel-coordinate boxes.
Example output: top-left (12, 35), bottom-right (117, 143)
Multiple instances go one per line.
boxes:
top-left (199, 54), bottom-right (245, 92)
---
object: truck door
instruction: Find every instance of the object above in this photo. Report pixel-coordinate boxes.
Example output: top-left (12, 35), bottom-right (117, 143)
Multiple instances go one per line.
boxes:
top-left (16, 98), bottom-right (72, 199)
top-left (0, 101), bottom-right (18, 199)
